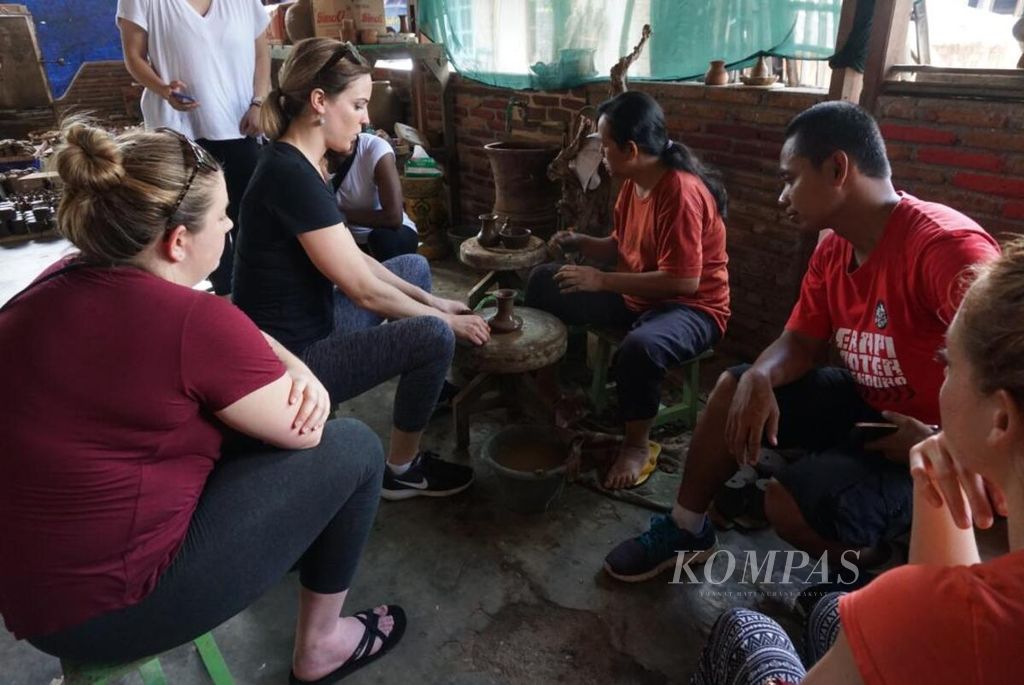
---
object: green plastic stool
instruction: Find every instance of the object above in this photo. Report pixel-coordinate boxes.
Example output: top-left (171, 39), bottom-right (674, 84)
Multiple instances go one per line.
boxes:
top-left (587, 326), bottom-right (713, 429)
top-left (60, 632), bottom-right (234, 685)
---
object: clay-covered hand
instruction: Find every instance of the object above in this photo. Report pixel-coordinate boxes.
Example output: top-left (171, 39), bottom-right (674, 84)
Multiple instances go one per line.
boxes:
top-left (909, 431), bottom-right (1008, 530)
top-left (547, 230), bottom-right (582, 259)
top-left (865, 410), bottom-right (937, 463)
top-left (239, 104), bottom-right (263, 137)
top-left (163, 80), bottom-right (200, 112)
top-left (285, 362), bottom-right (331, 436)
top-left (430, 295), bottom-right (473, 316)
top-left (553, 264), bottom-right (604, 293)
top-left (447, 313), bottom-right (491, 346)
top-left (724, 369), bottom-right (779, 465)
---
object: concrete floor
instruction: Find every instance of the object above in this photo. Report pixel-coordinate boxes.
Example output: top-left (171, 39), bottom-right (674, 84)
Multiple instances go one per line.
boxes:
top-left (5, 237), bottom-right (1000, 684)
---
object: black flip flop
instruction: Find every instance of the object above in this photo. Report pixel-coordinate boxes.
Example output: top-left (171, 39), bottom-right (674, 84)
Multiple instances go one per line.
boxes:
top-left (289, 605), bottom-right (407, 685)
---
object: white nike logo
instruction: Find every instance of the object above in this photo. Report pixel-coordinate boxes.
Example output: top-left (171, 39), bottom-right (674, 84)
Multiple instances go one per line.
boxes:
top-left (394, 476), bottom-right (429, 489)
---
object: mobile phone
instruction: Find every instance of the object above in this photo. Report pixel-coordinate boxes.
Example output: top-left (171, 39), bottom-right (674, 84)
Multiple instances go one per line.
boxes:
top-left (849, 421), bottom-right (899, 445)
top-left (171, 91), bottom-right (196, 103)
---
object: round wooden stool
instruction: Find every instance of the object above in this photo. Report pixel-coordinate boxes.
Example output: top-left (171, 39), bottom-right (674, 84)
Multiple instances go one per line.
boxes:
top-left (458, 236), bottom-right (549, 308)
top-left (452, 305), bottom-right (567, 449)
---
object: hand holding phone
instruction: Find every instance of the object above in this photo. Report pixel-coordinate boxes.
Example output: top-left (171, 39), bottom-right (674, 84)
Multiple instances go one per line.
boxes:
top-left (849, 421), bottom-right (899, 446)
top-left (171, 91), bottom-right (196, 104)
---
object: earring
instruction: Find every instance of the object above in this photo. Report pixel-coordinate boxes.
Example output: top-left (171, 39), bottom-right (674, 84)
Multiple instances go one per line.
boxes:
top-left (317, 115), bottom-right (325, 126)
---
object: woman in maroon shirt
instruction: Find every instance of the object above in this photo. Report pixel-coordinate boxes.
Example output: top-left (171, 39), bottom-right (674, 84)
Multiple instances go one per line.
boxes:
top-left (0, 122), bottom-right (404, 683)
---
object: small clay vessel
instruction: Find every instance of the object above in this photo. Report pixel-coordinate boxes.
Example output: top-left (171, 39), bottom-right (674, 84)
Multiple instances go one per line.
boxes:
top-left (499, 226), bottom-right (531, 250)
top-left (488, 288), bottom-right (523, 334)
top-left (704, 60), bottom-right (728, 86)
top-left (478, 213), bottom-right (508, 248)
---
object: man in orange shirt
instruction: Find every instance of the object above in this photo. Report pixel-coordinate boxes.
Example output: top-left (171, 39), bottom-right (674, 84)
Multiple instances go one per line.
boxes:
top-left (525, 91), bottom-right (730, 490)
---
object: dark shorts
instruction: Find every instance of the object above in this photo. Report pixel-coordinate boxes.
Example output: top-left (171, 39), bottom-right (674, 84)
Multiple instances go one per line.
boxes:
top-left (729, 365), bottom-right (913, 548)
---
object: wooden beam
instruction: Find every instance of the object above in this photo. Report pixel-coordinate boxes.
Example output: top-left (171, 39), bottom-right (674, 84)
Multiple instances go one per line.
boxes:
top-left (860, 0), bottom-right (913, 111)
top-left (829, 0), bottom-right (864, 101)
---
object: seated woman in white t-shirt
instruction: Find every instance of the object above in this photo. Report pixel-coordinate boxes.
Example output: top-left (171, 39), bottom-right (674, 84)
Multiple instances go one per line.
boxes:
top-left (329, 132), bottom-right (418, 261)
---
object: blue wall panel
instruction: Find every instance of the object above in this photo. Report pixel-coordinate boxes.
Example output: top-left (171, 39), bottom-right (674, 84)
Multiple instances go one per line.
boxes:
top-left (22, 1), bottom-right (121, 98)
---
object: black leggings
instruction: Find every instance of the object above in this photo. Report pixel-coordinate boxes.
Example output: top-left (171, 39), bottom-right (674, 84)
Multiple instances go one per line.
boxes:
top-left (29, 418), bottom-right (384, 663)
top-left (198, 137), bottom-right (261, 296)
top-left (366, 225), bottom-right (419, 261)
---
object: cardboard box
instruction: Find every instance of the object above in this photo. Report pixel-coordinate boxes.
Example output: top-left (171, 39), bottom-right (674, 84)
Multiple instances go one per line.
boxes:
top-left (313, 0), bottom-right (384, 38)
top-left (11, 171), bottom-right (61, 193)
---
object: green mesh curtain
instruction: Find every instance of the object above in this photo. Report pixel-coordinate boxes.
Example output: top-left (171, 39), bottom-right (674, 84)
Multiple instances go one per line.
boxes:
top-left (420, 0), bottom-right (842, 89)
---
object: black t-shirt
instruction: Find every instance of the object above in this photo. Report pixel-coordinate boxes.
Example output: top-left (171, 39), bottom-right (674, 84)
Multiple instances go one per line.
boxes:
top-left (234, 142), bottom-right (343, 355)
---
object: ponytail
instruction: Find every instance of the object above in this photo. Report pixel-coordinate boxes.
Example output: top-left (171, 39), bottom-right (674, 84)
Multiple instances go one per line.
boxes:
top-left (661, 142), bottom-right (728, 218)
top-left (599, 91), bottom-right (729, 218)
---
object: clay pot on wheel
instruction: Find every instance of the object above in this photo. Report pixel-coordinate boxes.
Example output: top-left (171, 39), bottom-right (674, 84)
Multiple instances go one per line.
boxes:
top-left (704, 60), bottom-right (728, 86)
top-left (478, 213), bottom-right (508, 248)
top-left (285, 0), bottom-right (314, 43)
top-left (488, 289), bottom-right (523, 334)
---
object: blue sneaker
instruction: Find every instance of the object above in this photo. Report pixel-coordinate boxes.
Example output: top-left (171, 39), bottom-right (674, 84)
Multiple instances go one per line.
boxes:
top-left (603, 514), bottom-right (717, 582)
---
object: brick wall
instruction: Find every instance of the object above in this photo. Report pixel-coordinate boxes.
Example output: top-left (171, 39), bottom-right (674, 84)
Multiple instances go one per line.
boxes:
top-left (876, 96), bottom-right (1024, 240)
top-left (53, 61), bottom-right (138, 123)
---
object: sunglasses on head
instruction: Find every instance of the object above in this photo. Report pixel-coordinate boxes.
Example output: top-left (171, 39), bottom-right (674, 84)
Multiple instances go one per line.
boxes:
top-left (156, 127), bottom-right (218, 225)
top-left (316, 42), bottom-right (370, 79)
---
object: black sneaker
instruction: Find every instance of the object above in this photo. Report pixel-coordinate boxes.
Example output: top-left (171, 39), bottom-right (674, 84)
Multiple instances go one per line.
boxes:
top-left (603, 514), bottom-right (718, 583)
top-left (382, 451), bottom-right (474, 501)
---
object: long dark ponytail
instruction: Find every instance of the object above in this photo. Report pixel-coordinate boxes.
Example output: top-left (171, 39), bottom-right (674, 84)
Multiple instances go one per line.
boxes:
top-left (597, 91), bottom-right (728, 217)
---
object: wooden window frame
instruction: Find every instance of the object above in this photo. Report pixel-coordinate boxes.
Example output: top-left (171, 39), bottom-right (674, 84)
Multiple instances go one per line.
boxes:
top-left (830, 0), bottom-right (1024, 109)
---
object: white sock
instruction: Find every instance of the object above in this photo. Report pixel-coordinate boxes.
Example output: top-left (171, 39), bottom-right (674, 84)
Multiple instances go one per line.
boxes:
top-left (387, 460), bottom-right (413, 476)
top-left (671, 503), bottom-right (706, 534)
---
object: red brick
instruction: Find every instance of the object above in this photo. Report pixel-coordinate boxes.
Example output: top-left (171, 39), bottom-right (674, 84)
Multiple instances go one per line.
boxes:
top-left (959, 130), bottom-right (1024, 153)
top-left (762, 91), bottom-right (824, 111)
top-left (733, 140), bottom-right (783, 160)
top-left (531, 95), bottom-right (562, 107)
top-left (934, 107), bottom-right (1009, 129)
top-left (1004, 202), bottom-right (1024, 220)
top-left (885, 142), bottom-right (913, 161)
top-left (877, 97), bottom-right (918, 121)
top-left (952, 172), bottom-right (1024, 198)
top-left (734, 107), bottom-right (794, 127)
top-left (879, 123), bottom-right (958, 145)
top-left (916, 147), bottom-right (1004, 172)
top-left (684, 134), bottom-right (734, 153)
top-left (892, 162), bottom-right (948, 185)
top-left (560, 97), bottom-right (588, 110)
top-left (704, 87), bottom-right (764, 105)
top-left (706, 123), bottom-right (759, 140)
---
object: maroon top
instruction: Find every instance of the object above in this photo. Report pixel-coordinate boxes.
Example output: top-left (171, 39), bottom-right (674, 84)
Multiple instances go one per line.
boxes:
top-left (0, 259), bottom-right (285, 639)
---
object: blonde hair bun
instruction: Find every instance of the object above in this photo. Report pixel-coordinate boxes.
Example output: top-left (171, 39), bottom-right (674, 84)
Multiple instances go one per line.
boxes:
top-left (57, 122), bottom-right (126, 192)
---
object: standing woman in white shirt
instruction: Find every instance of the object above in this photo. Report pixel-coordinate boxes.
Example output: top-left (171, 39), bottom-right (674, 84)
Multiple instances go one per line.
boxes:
top-left (117, 0), bottom-right (270, 297)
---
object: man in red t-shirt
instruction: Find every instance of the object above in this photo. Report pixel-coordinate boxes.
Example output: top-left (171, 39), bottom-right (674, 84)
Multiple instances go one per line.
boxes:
top-left (604, 100), bottom-right (999, 583)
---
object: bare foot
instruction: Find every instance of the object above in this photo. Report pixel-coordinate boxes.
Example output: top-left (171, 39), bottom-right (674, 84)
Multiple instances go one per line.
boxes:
top-left (603, 443), bottom-right (649, 490)
top-left (292, 606), bottom-right (395, 682)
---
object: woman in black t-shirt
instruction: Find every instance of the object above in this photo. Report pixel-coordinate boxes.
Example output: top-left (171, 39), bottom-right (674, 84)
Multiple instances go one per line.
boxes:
top-left (235, 38), bottom-right (489, 510)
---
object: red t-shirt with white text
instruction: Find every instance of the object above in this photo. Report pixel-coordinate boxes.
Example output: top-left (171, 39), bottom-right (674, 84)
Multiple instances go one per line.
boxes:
top-left (785, 193), bottom-right (999, 425)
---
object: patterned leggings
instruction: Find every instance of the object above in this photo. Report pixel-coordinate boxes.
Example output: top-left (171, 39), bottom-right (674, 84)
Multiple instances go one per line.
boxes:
top-left (690, 593), bottom-right (844, 685)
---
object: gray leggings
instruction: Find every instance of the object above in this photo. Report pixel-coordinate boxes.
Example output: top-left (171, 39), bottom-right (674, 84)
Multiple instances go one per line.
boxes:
top-left (301, 254), bottom-right (455, 433)
top-left (30, 418), bottom-right (384, 663)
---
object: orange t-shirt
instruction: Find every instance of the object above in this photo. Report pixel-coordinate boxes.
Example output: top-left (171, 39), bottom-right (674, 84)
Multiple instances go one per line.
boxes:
top-left (840, 549), bottom-right (1024, 684)
top-left (613, 169), bottom-right (730, 334)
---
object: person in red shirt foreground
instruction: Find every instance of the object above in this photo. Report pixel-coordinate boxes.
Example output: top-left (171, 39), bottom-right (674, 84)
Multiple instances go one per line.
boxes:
top-left (0, 122), bottom-right (404, 684)
top-left (604, 100), bottom-right (999, 582)
top-left (691, 239), bottom-right (1024, 685)
top-left (526, 90), bottom-right (730, 490)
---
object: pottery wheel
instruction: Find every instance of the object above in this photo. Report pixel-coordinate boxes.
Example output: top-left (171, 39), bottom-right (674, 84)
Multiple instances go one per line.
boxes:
top-left (459, 236), bottom-right (549, 272)
top-left (459, 306), bottom-right (567, 374)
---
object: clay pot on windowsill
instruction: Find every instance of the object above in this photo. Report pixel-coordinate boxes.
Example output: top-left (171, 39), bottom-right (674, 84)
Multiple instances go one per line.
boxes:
top-left (704, 60), bottom-right (729, 86)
